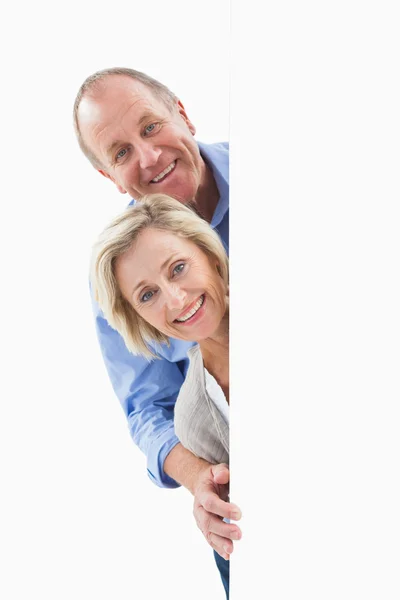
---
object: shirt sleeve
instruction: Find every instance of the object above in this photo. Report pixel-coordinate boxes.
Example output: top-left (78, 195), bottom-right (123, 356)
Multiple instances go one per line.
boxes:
top-left (92, 294), bottom-right (184, 489)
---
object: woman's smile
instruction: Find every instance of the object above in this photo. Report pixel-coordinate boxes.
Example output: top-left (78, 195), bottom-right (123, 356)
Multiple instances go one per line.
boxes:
top-left (174, 294), bottom-right (206, 325)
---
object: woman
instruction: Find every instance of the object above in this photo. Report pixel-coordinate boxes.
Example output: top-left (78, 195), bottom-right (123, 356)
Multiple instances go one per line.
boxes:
top-left (90, 193), bottom-right (229, 466)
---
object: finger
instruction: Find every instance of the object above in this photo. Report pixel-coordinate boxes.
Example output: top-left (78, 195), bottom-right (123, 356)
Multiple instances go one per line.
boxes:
top-left (209, 541), bottom-right (230, 562)
top-left (195, 486), bottom-right (242, 521)
top-left (208, 532), bottom-right (234, 557)
top-left (218, 486), bottom-right (230, 503)
top-left (197, 490), bottom-right (236, 520)
top-left (193, 509), bottom-right (231, 559)
top-left (196, 506), bottom-right (242, 540)
top-left (228, 504), bottom-right (242, 521)
top-left (211, 520), bottom-right (242, 541)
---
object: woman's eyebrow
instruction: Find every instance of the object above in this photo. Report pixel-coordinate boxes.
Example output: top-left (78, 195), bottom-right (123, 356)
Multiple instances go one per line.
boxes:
top-left (160, 253), bottom-right (181, 272)
top-left (131, 253), bottom-right (182, 297)
top-left (131, 279), bottom-right (147, 297)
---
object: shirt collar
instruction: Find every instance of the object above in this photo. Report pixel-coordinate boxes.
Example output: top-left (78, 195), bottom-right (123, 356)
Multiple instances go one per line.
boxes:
top-left (128, 141), bottom-right (229, 227)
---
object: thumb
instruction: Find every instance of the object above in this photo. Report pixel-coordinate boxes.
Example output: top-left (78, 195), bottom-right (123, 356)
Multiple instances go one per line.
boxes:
top-left (211, 462), bottom-right (230, 485)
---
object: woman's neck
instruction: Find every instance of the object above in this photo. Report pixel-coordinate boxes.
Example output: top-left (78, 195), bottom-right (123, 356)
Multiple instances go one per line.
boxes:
top-left (198, 312), bottom-right (229, 401)
top-left (198, 312), bottom-right (229, 357)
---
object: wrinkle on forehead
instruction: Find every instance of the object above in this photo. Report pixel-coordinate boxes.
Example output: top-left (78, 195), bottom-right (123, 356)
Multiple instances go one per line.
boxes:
top-left (80, 103), bottom-right (145, 167)
top-left (117, 231), bottom-right (198, 283)
top-left (80, 89), bottom-right (163, 161)
top-left (93, 98), bottom-right (145, 143)
top-left (119, 97), bottom-right (148, 125)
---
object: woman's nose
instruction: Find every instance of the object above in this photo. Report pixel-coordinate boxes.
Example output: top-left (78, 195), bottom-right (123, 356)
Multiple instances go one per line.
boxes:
top-left (164, 283), bottom-right (187, 310)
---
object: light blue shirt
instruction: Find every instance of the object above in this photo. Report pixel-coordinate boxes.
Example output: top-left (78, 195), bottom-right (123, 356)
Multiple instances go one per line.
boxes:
top-left (91, 141), bottom-right (229, 488)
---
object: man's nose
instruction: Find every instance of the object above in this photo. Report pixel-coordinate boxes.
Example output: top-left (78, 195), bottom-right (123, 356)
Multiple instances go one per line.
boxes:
top-left (163, 284), bottom-right (187, 311)
top-left (136, 141), bottom-right (161, 170)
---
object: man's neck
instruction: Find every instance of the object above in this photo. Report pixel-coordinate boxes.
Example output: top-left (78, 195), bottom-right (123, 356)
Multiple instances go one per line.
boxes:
top-left (194, 159), bottom-right (220, 224)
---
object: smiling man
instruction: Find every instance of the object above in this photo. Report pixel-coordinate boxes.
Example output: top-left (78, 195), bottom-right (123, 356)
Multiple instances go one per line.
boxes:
top-left (75, 71), bottom-right (220, 222)
top-left (73, 67), bottom-right (238, 598)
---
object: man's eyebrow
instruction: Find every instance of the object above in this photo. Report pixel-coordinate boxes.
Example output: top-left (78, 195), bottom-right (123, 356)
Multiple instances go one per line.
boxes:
top-left (137, 112), bottom-right (159, 128)
top-left (106, 139), bottom-right (125, 160)
top-left (105, 114), bottom-right (159, 160)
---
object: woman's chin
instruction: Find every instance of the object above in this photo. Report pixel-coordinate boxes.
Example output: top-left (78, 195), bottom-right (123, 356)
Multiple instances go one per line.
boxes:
top-left (170, 325), bottom-right (214, 343)
top-left (189, 322), bottom-right (221, 342)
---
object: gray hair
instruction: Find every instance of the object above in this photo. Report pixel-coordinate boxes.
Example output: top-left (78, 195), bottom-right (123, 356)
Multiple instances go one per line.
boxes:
top-left (73, 67), bottom-right (178, 169)
top-left (90, 193), bottom-right (229, 359)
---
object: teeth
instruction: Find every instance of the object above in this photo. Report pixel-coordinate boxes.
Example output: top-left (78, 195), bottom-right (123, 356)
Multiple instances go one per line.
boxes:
top-left (176, 295), bottom-right (204, 323)
top-left (151, 161), bottom-right (176, 183)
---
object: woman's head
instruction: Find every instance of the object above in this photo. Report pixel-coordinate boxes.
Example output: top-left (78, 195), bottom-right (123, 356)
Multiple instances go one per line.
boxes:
top-left (91, 193), bottom-right (229, 358)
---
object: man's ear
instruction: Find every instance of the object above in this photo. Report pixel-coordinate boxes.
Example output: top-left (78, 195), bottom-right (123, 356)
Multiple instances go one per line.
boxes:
top-left (98, 169), bottom-right (127, 194)
top-left (176, 100), bottom-right (196, 136)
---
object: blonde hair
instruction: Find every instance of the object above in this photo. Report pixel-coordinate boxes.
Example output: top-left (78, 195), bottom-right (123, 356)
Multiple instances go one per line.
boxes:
top-left (90, 194), bottom-right (229, 359)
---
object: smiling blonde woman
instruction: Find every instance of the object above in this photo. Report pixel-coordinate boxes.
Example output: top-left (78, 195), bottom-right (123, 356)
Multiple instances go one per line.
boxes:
top-left (91, 193), bottom-right (229, 466)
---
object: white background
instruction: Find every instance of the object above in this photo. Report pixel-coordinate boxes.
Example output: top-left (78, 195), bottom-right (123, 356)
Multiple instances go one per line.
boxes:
top-left (1, 2), bottom-right (229, 599)
top-left (2, 1), bottom-right (400, 599)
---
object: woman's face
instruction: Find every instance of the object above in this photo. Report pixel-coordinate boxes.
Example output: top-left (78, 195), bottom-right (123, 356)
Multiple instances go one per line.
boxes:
top-left (115, 228), bottom-right (227, 342)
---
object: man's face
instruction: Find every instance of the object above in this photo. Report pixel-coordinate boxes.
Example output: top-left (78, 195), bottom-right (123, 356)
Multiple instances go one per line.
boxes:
top-left (78, 76), bottom-right (204, 203)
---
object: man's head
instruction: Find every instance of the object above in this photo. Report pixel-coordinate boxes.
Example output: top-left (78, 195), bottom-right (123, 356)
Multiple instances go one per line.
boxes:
top-left (73, 67), bottom-right (205, 203)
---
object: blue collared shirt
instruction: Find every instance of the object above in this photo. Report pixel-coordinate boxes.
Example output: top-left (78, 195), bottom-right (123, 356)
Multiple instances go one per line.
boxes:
top-left (92, 141), bottom-right (229, 488)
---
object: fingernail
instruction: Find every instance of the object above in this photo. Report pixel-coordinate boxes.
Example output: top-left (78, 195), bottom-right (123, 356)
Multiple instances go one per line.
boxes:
top-left (231, 531), bottom-right (241, 540)
top-left (231, 510), bottom-right (242, 520)
top-left (223, 545), bottom-right (231, 554)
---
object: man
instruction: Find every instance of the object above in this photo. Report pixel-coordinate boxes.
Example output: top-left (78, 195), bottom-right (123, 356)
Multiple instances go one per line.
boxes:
top-left (73, 67), bottom-right (240, 597)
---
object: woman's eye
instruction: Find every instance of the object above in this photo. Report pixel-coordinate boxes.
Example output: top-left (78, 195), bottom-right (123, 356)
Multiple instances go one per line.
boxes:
top-left (144, 123), bottom-right (156, 135)
top-left (141, 290), bottom-right (154, 303)
top-left (173, 263), bottom-right (185, 276)
top-left (116, 148), bottom-right (127, 160)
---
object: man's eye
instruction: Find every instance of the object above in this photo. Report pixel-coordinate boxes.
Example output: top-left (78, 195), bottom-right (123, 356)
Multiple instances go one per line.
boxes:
top-left (144, 123), bottom-right (156, 135)
top-left (173, 263), bottom-right (185, 276)
top-left (116, 148), bottom-right (127, 160)
top-left (141, 290), bottom-right (155, 303)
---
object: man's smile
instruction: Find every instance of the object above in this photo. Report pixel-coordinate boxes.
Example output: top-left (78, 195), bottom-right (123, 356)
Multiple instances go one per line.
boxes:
top-left (150, 160), bottom-right (177, 183)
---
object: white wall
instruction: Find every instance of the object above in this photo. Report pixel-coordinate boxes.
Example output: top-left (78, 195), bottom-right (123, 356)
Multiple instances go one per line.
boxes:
top-left (230, 2), bottom-right (400, 598)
